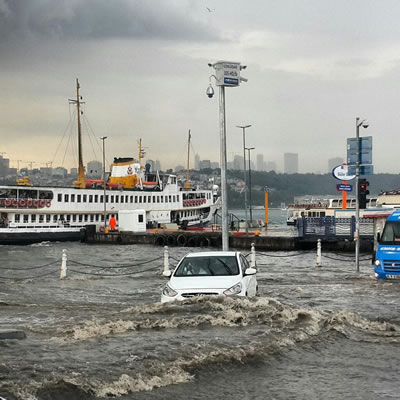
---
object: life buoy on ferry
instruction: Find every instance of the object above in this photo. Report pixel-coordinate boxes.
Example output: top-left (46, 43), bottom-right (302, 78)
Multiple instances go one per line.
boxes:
top-left (27, 199), bottom-right (33, 207)
top-left (39, 200), bottom-right (46, 208)
top-left (33, 200), bottom-right (39, 208)
top-left (46, 200), bottom-right (51, 208)
top-left (11, 199), bottom-right (18, 207)
top-left (19, 199), bottom-right (26, 207)
top-left (5, 199), bottom-right (11, 207)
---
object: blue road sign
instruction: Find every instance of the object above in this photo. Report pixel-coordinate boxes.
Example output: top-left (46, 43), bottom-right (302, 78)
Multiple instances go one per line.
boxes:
top-left (347, 136), bottom-right (373, 165)
top-left (337, 184), bottom-right (353, 192)
top-left (347, 165), bottom-right (374, 176)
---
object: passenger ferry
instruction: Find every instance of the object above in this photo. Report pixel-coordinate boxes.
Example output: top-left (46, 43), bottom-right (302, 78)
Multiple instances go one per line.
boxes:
top-left (286, 197), bottom-right (378, 225)
top-left (0, 80), bottom-right (220, 244)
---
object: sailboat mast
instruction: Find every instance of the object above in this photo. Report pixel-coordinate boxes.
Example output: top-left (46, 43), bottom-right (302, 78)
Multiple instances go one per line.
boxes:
top-left (72, 78), bottom-right (86, 188)
top-left (184, 130), bottom-right (191, 189)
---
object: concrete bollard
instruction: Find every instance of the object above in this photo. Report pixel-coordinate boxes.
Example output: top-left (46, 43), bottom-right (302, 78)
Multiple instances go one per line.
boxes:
top-left (250, 242), bottom-right (256, 269)
top-left (60, 249), bottom-right (67, 279)
top-left (162, 246), bottom-right (171, 277)
top-left (316, 239), bottom-right (322, 267)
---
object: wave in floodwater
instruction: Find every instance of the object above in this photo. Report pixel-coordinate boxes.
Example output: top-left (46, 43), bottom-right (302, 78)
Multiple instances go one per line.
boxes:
top-left (2, 296), bottom-right (400, 399)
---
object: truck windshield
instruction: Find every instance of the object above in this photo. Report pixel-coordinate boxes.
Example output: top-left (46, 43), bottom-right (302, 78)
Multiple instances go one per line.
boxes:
top-left (380, 221), bottom-right (400, 244)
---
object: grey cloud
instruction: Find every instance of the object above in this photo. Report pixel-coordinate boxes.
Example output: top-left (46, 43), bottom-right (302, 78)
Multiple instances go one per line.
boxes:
top-left (0, 0), bottom-right (218, 42)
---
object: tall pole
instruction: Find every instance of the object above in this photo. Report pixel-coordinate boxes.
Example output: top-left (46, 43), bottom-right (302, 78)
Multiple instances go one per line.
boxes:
top-left (355, 118), bottom-right (360, 272)
top-left (219, 86), bottom-right (229, 251)
top-left (246, 147), bottom-right (255, 222)
top-left (237, 125), bottom-right (251, 235)
top-left (101, 136), bottom-right (107, 227)
top-left (184, 130), bottom-right (191, 190)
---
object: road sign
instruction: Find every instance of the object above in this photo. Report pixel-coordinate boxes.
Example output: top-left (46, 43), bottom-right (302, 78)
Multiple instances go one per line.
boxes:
top-left (336, 184), bottom-right (353, 192)
top-left (347, 165), bottom-right (374, 176)
top-left (214, 61), bottom-right (241, 87)
top-left (332, 165), bottom-right (356, 181)
top-left (347, 136), bottom-right (373, 165)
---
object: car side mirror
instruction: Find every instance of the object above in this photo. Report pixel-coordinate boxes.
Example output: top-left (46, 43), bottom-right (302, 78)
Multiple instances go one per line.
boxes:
top-left (162, 270), bottom-right (172, 278)
top-left (244, 267), bottom-right (256, 276)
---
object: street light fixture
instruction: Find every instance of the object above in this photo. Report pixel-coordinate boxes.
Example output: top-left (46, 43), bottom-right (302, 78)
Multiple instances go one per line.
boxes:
top-left (207, 61), bottom-right (248, 250)
top-left (245, 147), bottom-right (255, 222)
top-left (237, 125), bottom-right (252, 235)
top-left (100, 136), bottom-right (107, 228)
top-left (355, 117), bottom-right (369, 272)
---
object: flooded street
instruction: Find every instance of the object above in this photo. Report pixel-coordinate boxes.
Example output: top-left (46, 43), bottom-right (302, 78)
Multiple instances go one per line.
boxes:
top-left (1, 236), bottom-right (399, 400)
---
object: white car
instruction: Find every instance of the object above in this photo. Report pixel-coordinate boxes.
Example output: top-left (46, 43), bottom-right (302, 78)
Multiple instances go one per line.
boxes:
top-left (161, 251), bottom-right (258, 303)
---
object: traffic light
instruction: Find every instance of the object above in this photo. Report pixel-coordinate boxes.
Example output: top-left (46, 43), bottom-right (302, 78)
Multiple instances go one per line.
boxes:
top-left (358, 179), bottom-right (370, 209)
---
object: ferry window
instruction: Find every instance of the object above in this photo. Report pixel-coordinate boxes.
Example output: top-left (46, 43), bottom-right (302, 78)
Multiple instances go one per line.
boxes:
top-left (46, 215), bottom-right (51, 223)
top-left (183, 194), bottom-right (187, 200)
top-left (19, 189), bottom-right (37, 199)
top-left (111, 195), bottom-right (114, 203)
top-left (66, 215), bottom-right (71, 222)
top-left (135, 196), bottom-right (138, 203)
top-left (177, 195), bottom-right (180, 202)
top-left (121, 196), bottom-right (124, 203)
top-left (169, 195), bottom-right (172, 202)
top-left (126, 195), bottom-right (129, 203)
top-left (83, 195), bottom-right (87, 202)
top-left (138, 214), bottom-right (144, 223)
top-left (106, 195), bottom-right (109, 202)
top-left (160, 196), bottom-right (163, 203)
top-left (71, 194), bottom-right (75, 202)
top-left (130, 196), bottom-right (133, 203)
top-left (0, 189), bottom-right (17, 199)
top-left (31, 215), bottom-right (36, 223)
top-left (39, 215), bottom-right (44, 223)
top-left (15, 214), bottom-right (20, 223)
top-left (153, 196), bottom-right (156, 203)
top-left (143, 196), bottom-right (146, 203)
top-left (58, 194), bottom-right (62, 202)
top-left (23, 215), bottom-right (29, 223)
top-left (39, 190), bottom-right (53, 200)
top-left (100, 195), bottom-right (103, 203)
top-left (89, 195), bottom-right (93, 203)
top-left (139, 196), bottom-right (142, 203)
top-left (115, 196), bottom-right (119, 203)
top-left (95, 195), bottom-right (98, 203)
top-left (64, 194), bottom-right (69, 202)
top-left (77, 195), bottom-right (81, 203)
top-left (53, 215), bottom-right (57, 223)
top-left (72, 215), bottom-right (76, 222)
top-left (95, 215), bottom-right (99, 221)
top-left (90, 215), bottom-right (94, 222)
top-left (79, 215), bottom-right (83, 222)
top-left (84, 215), bottom-right (88, 222)
top-left (148, 196), bottom-right (151, 203)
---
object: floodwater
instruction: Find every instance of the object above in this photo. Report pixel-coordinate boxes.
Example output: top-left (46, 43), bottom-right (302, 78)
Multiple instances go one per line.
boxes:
top-left (1, 212), bottom-right (400, 399)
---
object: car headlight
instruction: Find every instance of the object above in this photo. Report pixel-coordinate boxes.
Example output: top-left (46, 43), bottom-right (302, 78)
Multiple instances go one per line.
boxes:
top-left (375, 260), bottom-right (381, 266)
top-left (162, 284), bottom-right (178, 297)
top-left (223, 282), bottom-right (242, 296)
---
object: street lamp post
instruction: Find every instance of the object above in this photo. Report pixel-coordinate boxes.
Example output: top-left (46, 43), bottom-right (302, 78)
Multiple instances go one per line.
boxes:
top-left (246, 147), bottom-right (255, 222)
top-left (207, 61), bottom-right (248, 251)
top-left (100, 136), bottom-right (107, 228)
top-left (237, 125), bottom-right (251, 235)
top-left (355, 117), bottom-right (369, 272)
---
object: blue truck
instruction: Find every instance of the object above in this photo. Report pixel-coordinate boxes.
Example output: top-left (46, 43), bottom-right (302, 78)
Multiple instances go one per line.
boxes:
top-left (375, 210), bottom-right (400, 279)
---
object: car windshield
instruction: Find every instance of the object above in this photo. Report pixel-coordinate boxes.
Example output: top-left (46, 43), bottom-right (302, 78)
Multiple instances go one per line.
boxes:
top-left (381, 221), bottom-right (400, 244)
top-left (174, 256), bottom-right (240, 277)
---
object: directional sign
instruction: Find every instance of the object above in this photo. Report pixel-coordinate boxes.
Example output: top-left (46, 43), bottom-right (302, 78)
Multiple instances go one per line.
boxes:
top-left (336, 184), bottom-right (353, 192)
top-left (347, 136), bottom-right (373, 165)
top-left (347, 165), bottom-right (374, 176)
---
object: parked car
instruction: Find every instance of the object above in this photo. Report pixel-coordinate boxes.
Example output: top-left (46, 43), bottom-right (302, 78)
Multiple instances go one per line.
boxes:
top-left (161, 251), bottom-right (257, 303)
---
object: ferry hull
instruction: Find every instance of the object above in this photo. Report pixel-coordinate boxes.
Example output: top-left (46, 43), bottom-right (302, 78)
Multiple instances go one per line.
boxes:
top-left (0, 228), bottom-right (85, 245)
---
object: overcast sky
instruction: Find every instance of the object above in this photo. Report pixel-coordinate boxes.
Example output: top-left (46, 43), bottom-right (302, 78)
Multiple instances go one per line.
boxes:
top-left (1, 0), bottom-right (400, 173)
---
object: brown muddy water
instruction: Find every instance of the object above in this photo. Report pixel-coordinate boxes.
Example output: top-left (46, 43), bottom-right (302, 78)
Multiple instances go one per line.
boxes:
top-left (0, 241), bottom-right (399, 400)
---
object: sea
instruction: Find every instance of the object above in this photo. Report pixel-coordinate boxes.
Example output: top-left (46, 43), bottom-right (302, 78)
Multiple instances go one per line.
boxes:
top-left (1, 208), bottom-right (400, 399)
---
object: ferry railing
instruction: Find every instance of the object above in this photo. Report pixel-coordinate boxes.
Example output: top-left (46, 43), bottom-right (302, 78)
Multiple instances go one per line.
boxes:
top-left (296, 216), bottom-right (373, 239)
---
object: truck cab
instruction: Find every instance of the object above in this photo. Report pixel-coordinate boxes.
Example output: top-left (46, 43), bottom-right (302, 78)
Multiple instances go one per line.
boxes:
top-left (375, 210), bottom-right (400, 279)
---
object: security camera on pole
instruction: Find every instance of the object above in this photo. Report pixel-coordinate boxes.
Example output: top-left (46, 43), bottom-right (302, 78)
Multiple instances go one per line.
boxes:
top-left (206, 61), bottom-right (248, 250)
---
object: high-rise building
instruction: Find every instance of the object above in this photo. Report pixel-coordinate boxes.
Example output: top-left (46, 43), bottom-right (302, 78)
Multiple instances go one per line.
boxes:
top-left (233, 155), bottom-right (244, 170)
top-left (199, 160), bottom-right (211, 169)
top-left (194, 154), bottom-right (200, 169)
top-left (256, 154), bottom-right (264, 171)
top-left (328, 157), bottom-right (344, 172)
top-left (87, 160), bottom-right (103, 178)
top-left (284, 153), bottom-right (298, 174)
top-left (0, 155), bottom-right (10, 177)
top-left (210, 161), bottom-right (219, 169)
